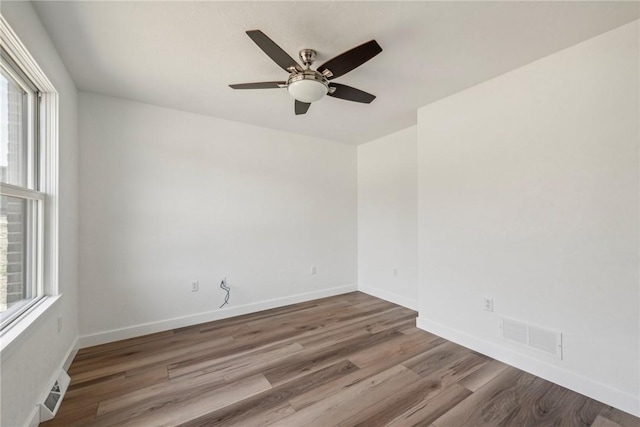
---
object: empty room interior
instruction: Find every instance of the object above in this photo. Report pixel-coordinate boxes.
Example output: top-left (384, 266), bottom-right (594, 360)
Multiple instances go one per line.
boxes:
top-left (0, 1), bottom-right (639, 426)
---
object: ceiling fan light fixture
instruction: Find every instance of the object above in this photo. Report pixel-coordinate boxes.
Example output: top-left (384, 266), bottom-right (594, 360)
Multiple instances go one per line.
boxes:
top-left (287, 72), bottom-right (329, 103)
top-left (229, 30), bottom-right (382, 114)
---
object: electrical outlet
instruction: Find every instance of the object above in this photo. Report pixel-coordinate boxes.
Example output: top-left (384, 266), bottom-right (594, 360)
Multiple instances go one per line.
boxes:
top-left (483, 298), bottom-right (494, 312)
top-left (57, 315), bottom-right (62, 334)
top-left (191, 281), bottom-right (199, 292)
top-left (311, 266), bottom-right (317, 275)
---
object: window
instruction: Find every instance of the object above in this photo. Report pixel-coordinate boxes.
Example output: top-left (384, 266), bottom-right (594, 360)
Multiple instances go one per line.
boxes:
top-left (0, 50), bottom-right (44, 329)
top-left (0, 16), bottom-right (58, 335)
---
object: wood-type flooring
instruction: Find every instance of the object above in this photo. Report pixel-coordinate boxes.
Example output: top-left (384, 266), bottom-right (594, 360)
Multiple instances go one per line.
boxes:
top-left (42, 292), bottom-right (640, 427)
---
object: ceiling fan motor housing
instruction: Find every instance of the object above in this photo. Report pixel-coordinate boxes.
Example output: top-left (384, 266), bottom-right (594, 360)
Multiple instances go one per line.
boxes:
top-left (287, 70), bottom-right (329, 103)
top-left (299, 49), bottom-right (317, 68)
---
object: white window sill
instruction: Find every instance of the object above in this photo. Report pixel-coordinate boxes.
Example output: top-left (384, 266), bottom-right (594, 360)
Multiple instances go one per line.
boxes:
top-left (0, 295), bottom-right (62, 357)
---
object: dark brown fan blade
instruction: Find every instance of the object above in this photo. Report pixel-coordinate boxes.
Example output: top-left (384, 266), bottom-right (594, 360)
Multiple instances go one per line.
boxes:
top-left (229, 81), bottom-right (286, 89)
top-left (317, 40), bottom-right (382, 80)
top-left (328, 83), bottom-right (376, 103)
top-left (246, 30), bottom-right (302, 73)
top-left (295, 100), bottom-right (311, 115)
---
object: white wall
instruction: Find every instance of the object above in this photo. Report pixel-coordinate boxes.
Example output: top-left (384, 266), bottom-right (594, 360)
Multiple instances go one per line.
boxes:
top-left (358, 126), bottom-right (418, 309)
top-left (78, 93), bottom-right (357, 345)
top-left (417, 21), bottom-right (639, 415)
top-left (0, 3), bottom-right (79, 427)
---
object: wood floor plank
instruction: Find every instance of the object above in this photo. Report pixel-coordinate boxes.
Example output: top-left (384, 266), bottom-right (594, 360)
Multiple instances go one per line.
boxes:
top-left (70, 335), bottom-right (233, 384)
top-left (95, 374), bottom-right (271, 427)
top-left (339, 292), bottom-right (386, 306)
top-left (346, 351), bottom-right (489, 426)
top-left (177, 360), bottom-right (359, 427)
top-left (96, 370), bottom-right (226, 417)
top-left (399, 326), bottom-right (423, 335)
top-left (294, 306), bottom-right (414, 350)
top-left (269, 365), bottom-right (421, 427)
top-left (287, 357), bottom-right (415, 411)
top-left (245, 300), bottom-right (352, 329)
top-left (496, 381), bottom-right (605, 427)
top-left (284, 304), bottom-right (412, 341)
top-left (262, 328), bottom-right (402, 386)
top-left (173, 321), bottom-right (252, 342)
top-left (597, 407), bottom-right (640, 427)
top-left (431, 367), bottom-right (540, 427)
top-left (364, 312), bottom-right (417, 334)
top-left (374, 317), bottom-right (419, 335)
top-left (60, 364), bottom-right (169, 417)
top-left (69, 327), bottom-right (234, 374)
top-left (43, 292), bottom-right (640, 427)
top-left (192, 297), bottom-right (333, 332)
top-left (219, 402), bottom-right (295, 427)
top-left (386, 383), bottom-right (473, 427)
top-left (340, 376), bottom-right (465, 427)
top-left (168, 341), bottom-right (304, 380)
top-left (348, 330), bottom-right (446, 369)
top-left (421, 351), bottom-right (491, 389)
top-left (36, 401), bottom-right (99, 427)
top-left (165, 326), bottom-right (303, 376)
top-left (592, 415), bottom-right (628, 427)
top-left (458, 358), bottom-right (509, 392)
top-left (290, 340), bottom-right (479, 413)
top-left (74, 330), bottom-right (175, 361)
top-left (402, 340), bottom-right (470, 377)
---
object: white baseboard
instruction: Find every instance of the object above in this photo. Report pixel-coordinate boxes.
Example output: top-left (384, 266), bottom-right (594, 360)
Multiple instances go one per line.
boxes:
top-left (26, 408), bottom-right (39, 427)
top-left (79, 284), bottom-right (358, 348)
top-left (358, 284), bottom-right (418, 311)
top-left (417, 316), bottom-right (640, 417)
top-left (62, 337), bottom-right (79, 371)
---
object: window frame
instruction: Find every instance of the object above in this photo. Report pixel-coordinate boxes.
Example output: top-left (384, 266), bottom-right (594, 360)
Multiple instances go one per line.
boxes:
top-left (0, 15), bottom-right (59, 338)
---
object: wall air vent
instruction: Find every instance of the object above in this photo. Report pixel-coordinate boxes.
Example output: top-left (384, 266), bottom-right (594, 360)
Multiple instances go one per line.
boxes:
top-left (39, 370), bottom-right (70, 422)
top-left (500, 317), bottom-right (562, 359)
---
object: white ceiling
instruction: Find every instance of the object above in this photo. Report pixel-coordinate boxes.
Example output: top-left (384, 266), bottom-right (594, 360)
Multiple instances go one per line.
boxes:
top-left (32, 1), bottom-right (639, 145)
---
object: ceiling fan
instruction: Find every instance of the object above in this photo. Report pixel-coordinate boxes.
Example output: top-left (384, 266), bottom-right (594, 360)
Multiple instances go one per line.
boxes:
top-left (229, 30), bottom-right (382, 115)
